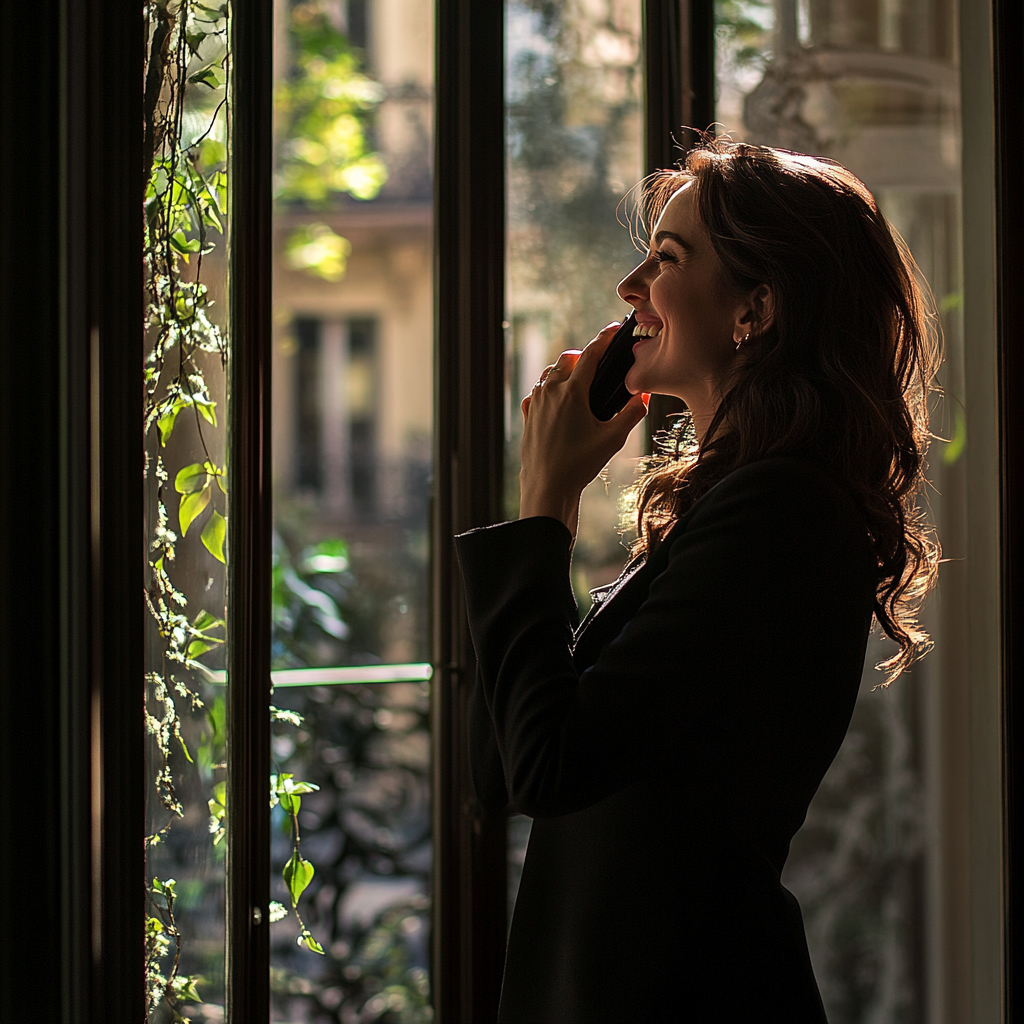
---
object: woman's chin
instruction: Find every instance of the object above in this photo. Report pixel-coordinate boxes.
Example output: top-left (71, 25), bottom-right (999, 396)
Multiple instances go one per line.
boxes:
top-left (624, 369), bottom-right (645, 395)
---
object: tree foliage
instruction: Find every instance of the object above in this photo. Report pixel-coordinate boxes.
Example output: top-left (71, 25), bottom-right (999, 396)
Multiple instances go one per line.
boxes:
top-left (276, 1), bottom-right (387, 205)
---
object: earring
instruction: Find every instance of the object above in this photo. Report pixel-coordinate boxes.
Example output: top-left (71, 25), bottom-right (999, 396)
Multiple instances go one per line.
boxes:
top-left (735, 332), bottom-right (751, 352)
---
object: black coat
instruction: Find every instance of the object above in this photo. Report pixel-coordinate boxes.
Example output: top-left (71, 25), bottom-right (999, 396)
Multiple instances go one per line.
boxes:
top-left (455, 456), bottom-right (877, 1023)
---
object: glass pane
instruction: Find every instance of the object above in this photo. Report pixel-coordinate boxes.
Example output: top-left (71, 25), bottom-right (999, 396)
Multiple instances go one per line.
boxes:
top-left (503, 0), bottom-right (644, 918)
top-left (143, 2), bottom-right (230, 1020)
top-left (715, 1), bottom-right (963, 1019)
top-left (269, 0), bottom-right (434, 1018)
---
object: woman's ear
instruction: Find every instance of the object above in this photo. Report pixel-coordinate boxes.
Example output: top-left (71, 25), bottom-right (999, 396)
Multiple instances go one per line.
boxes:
top-left (733, 283), bottom-right (774, 345)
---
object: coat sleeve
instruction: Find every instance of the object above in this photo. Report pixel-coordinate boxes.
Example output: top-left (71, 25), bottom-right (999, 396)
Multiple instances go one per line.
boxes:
top-left (454, 458), bottom-right (874, 819)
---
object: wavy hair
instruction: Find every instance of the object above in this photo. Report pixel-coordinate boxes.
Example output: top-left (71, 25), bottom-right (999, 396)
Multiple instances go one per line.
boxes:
top-left (627, 139), bottom-right (940, 682)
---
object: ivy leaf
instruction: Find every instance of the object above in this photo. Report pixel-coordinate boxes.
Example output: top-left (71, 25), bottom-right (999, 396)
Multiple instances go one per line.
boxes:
top-left (157, 404), bottom-right (183, 446)
top-left (179, 484), bottom-right (211, 536)
top-left (209, 781), bottom-right (226, 818)
top-left (270, 705), bottom-right (303, 726)
top-left (185, 31), bottom-right (206, 56)
top-left (175, 462), bottom-right (210, 494)
top-left (170, 229), bottom-right (202, 256)
top-left (299, 928), bottom-right (325, 955)
top-left (278, 775), bottom-right (319, 797)
top-left (280, 790), bottom-right (301, 816)
top-left (173, 975), bottom-right (203, 1002)
top-left (194, 396), bottom-right (218, 427)
top-left (189, 63), bottom-right (225, 90)
top-left (201, 510), bottom-right (227, 563)
top-left (192, 609), bottom-right (225, 633)
top-left (187, 639), bottom-right (212, 659)
top-left (283, 852), bottom-right (314, 905)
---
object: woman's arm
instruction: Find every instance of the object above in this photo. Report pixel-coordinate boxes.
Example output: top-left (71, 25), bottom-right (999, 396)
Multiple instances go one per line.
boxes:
top-left (456, 457), bottom-right (875, 819)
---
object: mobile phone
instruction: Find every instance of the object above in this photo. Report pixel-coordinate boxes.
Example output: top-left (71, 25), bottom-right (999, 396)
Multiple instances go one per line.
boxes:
top-left (588, 311), bottom-right (638, 421)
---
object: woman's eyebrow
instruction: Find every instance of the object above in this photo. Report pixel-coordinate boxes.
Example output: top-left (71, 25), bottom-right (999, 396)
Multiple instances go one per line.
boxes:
top-left (653, 230), bottom-right (692, 250)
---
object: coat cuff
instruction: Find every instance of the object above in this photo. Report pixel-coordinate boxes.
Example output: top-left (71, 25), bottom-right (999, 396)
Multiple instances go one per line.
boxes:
top-left (455, 516), bottom-right (578, 631)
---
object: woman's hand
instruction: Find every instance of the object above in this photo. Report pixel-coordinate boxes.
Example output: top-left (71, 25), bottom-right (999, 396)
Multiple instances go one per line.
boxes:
top-left (519, 322), bottom-right (649, 539)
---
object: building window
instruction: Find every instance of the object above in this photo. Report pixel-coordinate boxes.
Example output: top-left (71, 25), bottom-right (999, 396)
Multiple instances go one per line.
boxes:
top-left (291, 315), bottom-right (380, 519)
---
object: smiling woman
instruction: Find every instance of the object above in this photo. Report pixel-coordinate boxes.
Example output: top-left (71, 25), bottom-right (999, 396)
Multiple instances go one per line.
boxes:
top-left (457, 138), bottom-right (939, 1022)
top-left (618, 181), bottom-right (762, 433)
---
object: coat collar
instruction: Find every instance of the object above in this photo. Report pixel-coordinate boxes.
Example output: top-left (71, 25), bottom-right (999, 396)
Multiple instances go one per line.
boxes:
top-left (571, 515), bottom-right (688, 667)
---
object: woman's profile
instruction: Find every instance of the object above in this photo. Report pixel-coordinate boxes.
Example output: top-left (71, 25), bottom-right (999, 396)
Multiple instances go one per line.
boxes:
top-left (455, 139), bottom-right (939, 1022)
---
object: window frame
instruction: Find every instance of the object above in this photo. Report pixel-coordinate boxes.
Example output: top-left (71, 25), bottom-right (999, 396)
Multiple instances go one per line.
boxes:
top-left (994, 0), bottom-right (1024, 1017)
top-left (0, 0), bottom-right (1020, 1020)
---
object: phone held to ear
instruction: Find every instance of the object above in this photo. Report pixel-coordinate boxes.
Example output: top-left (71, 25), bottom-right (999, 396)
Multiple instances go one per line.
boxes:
top-left (588, 311), bottom-right (638, 421)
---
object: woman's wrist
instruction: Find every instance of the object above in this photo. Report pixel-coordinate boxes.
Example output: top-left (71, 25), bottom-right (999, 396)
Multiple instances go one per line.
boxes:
top-left (519, 486), bottom-right (581, 538)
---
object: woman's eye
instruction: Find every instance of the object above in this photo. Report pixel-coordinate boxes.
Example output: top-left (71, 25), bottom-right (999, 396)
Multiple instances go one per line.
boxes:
top-left (653, 249), bottom-right (676, 264)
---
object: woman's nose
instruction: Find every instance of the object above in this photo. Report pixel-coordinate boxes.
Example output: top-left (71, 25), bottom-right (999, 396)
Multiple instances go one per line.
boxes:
top-left (616, 259), bottom-right (651, 306)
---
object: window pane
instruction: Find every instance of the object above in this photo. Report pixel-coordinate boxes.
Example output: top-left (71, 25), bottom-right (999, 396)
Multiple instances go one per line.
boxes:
top-left (715, 0), bottom-right (963, 1019)
top-left (270, 0), bottom-right (434, 1017)
top-left (143, 3), bottom-right (230, 1019)
top-left (503, 0), bottom-right (644, 919)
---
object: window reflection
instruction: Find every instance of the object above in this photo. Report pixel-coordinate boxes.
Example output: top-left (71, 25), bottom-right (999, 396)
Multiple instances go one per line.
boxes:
top-left (716, 1), bottom-right (962, 1019)
top-left (270, 0), bottom-right (434, 1018)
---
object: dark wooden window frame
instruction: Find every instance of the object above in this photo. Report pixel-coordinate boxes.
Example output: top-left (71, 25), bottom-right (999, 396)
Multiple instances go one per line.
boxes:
top-left (994, 0), bottom-right (1024, 1017)
top-left (2, 0), bottom-right (1021, 1021)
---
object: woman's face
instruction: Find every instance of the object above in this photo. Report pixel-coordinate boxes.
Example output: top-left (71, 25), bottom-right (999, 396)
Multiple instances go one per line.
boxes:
top-left (617, 182), bottom-right (750, 411)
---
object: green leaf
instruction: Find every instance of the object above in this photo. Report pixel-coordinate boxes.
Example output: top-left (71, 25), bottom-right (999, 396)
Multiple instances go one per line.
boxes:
top-left (170, 229), bottom-right (202, 256)
top-left (201, 510), bottom-right (227, 563)
top-left (283, 852), bottom-right (314, 905)
top-left (194, 397), bottom-right (218, 427)
top-left (179, 484), bottom-right (211, 536)
top-left (199, 138), bottom-right (227, 172)
top-left (270, 705), bottom-right (303, 726)
top-left (280, 790), bottom-right (301, 816)
top-left (176, 726), bottom-right (194, 764)
top-left (187, 639), bottom-right (212, 659)
top-left (157, 405), bottom-right (183, 446)
top-left (193, 609), bottom-right (222, 632)
top-left (300, 928), bottom-right (325, 954)
top-left (175, 976), bottom-right (202, 1002)
top-left (278, 776), bottom-right (319, 797)
top-left (189, 64), bottom-right (225, 89)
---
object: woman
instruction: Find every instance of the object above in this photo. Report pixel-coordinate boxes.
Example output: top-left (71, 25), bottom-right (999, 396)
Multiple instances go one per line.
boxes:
top-left (455, 140), bottom-right (939, 1022)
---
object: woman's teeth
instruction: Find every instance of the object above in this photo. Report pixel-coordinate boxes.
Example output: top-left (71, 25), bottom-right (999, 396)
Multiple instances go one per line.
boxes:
top-left (632, 324), bottom-right (662, 338)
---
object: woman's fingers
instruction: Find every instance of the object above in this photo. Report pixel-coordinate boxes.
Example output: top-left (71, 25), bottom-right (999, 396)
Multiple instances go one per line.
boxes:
top-left (522, 318), bottom-right (632, 418)
top-left (614, 391), bottom-right (649, 434)
top-left (571, 320), bottom-right (629, 387)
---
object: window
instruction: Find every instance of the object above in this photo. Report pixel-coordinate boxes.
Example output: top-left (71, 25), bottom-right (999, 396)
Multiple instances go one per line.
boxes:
top-left (289, 315), bottom-right (383, 517)
top-left (267, 0), bottom-right (434, 1009)
top-left (0, 1), bottom-right (1018, 1021)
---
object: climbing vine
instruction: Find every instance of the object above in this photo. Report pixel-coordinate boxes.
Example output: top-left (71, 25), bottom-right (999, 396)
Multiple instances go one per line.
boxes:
top-left (142, 1), bottom-right (323, 1018)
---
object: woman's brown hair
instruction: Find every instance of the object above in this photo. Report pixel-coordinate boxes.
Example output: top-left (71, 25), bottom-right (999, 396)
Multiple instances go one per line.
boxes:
top-left (628, 139), bottom-right (940, 682)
